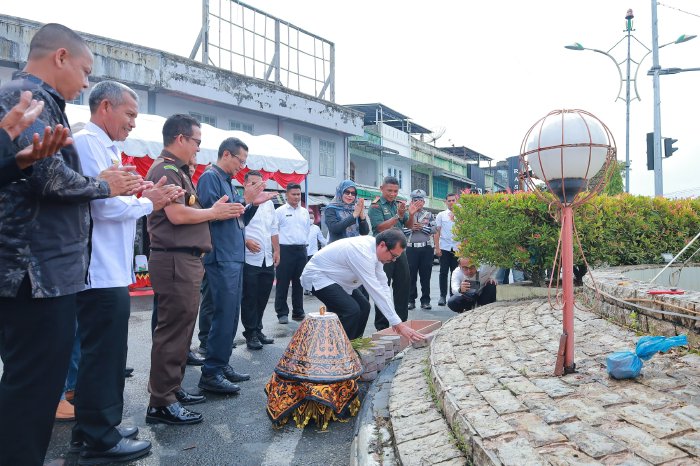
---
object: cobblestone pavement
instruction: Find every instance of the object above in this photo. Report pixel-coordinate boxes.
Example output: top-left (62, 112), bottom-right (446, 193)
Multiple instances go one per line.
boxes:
top-left (425, 299), bottom-right (700, 465)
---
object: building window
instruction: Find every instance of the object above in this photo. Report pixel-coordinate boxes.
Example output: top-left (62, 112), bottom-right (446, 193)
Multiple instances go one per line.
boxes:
top-left (229, 119), bottom-right (254, 133)
top-left (433, 177), bottom-right (448, 199)
top-left (189, 112), bottom-right (217, 127)
top-left (387, 168), bottom-right (403, 188)
top-left (350, 161), bottom-right (356, 181)
top-left (452, 181), bottom-right (469, 195)
top-left (319, 139), bottom-right (336, 177)
top-left (293, 134), bottom-right (311, 160)
top-left (411, 171), bottom-right (430, 196)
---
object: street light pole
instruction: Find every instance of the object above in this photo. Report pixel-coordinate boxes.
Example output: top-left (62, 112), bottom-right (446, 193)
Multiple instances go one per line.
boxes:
top-left (624, 10), bottom-right (633, 194)
top-left (651, 0), bottom-right (663, 197)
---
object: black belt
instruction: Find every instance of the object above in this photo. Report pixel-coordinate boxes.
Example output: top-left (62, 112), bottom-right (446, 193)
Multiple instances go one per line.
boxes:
top-left (151, 247), bottom-right (205, 257)
top-left (280, 244), bottom-right (307, 249)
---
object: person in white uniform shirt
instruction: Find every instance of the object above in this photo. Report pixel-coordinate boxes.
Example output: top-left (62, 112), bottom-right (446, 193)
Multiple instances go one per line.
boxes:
top-left (71, 81), bottom-right (181, 462)
top-left (435, 192), bottom-right (460, 306)
top-left (301, 229), bottom-right (426, 342)
top-left (241, 170), bottom-right (279, 350)
top-left (448, 257), bottom-right (498, 313)
top-left (306, 210), bottom-right (328, 259)
top-left (274, 183), bottom-right (310, 323)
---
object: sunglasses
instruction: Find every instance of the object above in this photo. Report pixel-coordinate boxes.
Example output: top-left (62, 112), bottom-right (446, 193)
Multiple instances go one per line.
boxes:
top-left (343, 190), bottom-right (357, 196)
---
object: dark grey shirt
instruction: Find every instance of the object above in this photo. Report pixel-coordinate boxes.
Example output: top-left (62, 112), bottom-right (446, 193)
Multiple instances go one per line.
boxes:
top-left (0, 72), bottom-right (110, 298)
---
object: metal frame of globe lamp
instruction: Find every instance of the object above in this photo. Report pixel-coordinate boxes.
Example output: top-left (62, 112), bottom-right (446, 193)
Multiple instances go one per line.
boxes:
top-left (519, 109), bottom-right (617, 375)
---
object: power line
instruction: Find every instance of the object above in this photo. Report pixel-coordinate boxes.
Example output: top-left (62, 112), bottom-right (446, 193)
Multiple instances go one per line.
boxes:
top-left (657, 2), bottom-right (700, 19)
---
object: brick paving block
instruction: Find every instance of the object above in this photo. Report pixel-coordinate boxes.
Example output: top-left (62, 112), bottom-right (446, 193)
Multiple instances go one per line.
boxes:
top-left (557, 421), bottom-right (627, 459)
top-left (393, 417), bottom-right (451, 445)
top-left (531, 377), bottom-right (576, 398)
top-left (558, 398), bottom-right (619, 426)
top-left (459, 406), bottom-right (515, 439)
top-left (600, 421), bottom-right (688, 464)
top-left (679, 353), bottom-right (700, 368)
top-left (485, 363), bottom-right (519, 379)
top-left (638, 376), bottom-right (686, 391)
top-left (495, 436), bottom-right (548, 466)
top-left (667, 385), bottom-right (700, 406)
top-left (396, 430), bottom-right (464, 466)
top-left (503, 412), bottom-right (567, 447)
top-left (668, 431), bottom-right (700, 457)
top-left (537, 443), bottom-right (601, 465)
top-left (470, 374), bottom-right (500, 392)
top-left (481, 389), bottom-right (527, 415)
top-left (671, 405), bottom-right (700, 430)
top-left (390, 398), bottom-right (434, 419)
top-left (433, 457), bottom-right (469, 466)
top-left (520, 393), bottom-right (577, 424)
top-left (501, 376), bottom-right (546, 395)
top-left (576, 382), bottom-right (627, 406)
top-left (437, 365), bottom-right (470, 388)
top-left (616, 404), bottom-right (691, 439)
top-left (618, 385), bottom-right (681, 410)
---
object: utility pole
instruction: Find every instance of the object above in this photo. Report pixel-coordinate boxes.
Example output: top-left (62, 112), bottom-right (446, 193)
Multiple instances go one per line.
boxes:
top-left (651, 0), bottom-right (663, 196)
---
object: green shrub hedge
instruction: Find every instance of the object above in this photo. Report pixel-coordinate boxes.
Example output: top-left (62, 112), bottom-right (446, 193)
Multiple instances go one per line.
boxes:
top-left (452, 192), bottom-right (700, 285)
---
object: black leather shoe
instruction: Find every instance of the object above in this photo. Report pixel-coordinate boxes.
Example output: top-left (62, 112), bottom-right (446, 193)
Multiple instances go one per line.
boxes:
top-left (407, 302), bottom-right (416, 310)
top-left (438, 296), bottom-right (447, 306)
top-left (246, 336), bottom-right (263, 350)
top-left (78, 438), bottom-right (151, 465)
top-left (146, 402), bottom-right (203, 425)
top-left (223, 365), bottom-right (250, 382)
top-left (69, 426), bottom-right (140, 454)
top-left (198, 373), bottom-right (241, 394)
top-left (186, 350), bottom-right (205, 366)
top-left (421, 303), bottom-right (432, 310)
top-left (124, 367), bottom-right (134, 378)
top-left (278, 315), bottom-right (289, 324)
top-left (175, 388), bottom-right (206, 406)
top-left (291, 313), bottom-right (305, 321)
top-left (257, 332), bottom-right (274, 345)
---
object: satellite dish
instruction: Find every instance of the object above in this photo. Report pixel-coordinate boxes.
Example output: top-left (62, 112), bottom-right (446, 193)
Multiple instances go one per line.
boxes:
top-left (426, 127), bottom-right (446, 145)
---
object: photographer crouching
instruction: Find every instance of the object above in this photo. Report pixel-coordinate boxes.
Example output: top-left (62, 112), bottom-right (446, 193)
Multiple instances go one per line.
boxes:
top-left (448, 258), bottom-right (498, 313)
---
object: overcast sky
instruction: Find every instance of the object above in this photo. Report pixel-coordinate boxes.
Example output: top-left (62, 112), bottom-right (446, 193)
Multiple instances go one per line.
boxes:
top-left (3, 0), bottom-right (699, 197)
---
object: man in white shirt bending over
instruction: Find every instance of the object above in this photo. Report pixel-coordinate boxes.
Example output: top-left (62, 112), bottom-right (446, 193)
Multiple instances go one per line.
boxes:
top-left (301, 229), bottom-right (426, 343)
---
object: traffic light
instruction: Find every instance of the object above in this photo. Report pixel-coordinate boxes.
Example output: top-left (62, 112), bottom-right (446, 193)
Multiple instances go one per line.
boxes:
top-left (664, 138), bottom-right (678, 158)
top-left (646, 132), bottom-right (654, 170)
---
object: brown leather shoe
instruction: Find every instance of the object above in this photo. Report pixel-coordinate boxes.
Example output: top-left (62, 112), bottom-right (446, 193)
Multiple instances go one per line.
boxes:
top-left (56, 399), bottom-right (75, 422)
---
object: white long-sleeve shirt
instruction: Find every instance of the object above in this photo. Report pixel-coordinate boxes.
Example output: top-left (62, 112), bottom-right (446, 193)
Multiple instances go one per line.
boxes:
top-left (451, 263), bottom-right (498, 295)
top-left (276, 203), bottom-right (310, 245)
top-left (435, 209), bottom-right (458, 251)
top-left (74, 121), bottom-right (153, 289)
top-left (244, 200), bottom-right (279, 267)
top-left (301, 236), bottom-right (401, 326)
top-left (306, 224), bottom-right (328, 256)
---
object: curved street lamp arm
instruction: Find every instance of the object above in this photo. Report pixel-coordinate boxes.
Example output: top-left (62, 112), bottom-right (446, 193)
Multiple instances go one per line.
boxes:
top-left (588, 48), bottom-right (624, 102)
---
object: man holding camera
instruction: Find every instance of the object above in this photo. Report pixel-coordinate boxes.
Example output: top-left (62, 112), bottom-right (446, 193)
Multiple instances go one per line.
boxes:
top-left (448, 258), bottom-right (497, 313)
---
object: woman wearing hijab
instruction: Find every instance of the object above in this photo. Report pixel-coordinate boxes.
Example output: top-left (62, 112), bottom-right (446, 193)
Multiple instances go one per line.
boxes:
top-left (324, 180), bottom-right (369, 243)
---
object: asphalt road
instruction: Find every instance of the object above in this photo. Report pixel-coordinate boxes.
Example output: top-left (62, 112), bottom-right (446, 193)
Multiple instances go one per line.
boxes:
top-left (38, 264), bottom-right (454, 466)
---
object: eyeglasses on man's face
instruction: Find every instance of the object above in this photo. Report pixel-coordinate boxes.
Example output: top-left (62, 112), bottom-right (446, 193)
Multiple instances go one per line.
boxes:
top-left (343, 190), bottom-right (357, 197)
top-left (388, 248), bottom-right (401, 261)
top-left (232, 153), bottom-right (247, 167)
top-left (182, 135), bottom-right (202, 147)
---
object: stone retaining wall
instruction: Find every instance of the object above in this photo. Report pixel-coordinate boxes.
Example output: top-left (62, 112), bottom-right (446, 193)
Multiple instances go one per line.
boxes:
top-left (583, 265), bottom-right (700, 349)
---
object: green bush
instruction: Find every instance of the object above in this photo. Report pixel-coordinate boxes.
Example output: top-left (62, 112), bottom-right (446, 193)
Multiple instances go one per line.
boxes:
top-left (453, 192), bottom-right (700, 285)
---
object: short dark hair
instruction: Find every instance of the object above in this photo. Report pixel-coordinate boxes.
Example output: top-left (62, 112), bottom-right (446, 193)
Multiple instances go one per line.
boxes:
top-left (445, 192), bottom-right (457, 200)
top-left (382, 176), bottom-right (399, 187)
top-left (162, 114), bottom-right (200, 147)
top-left (376, 229), bottom-right (407, 250)
top-left (244, 170), bottom-right (262, 181)
top-left (218, 137), bottom-right (248, 160)
top-left (286, 183), bottom-right (301, 192)
top-left (28, 23), bottom-right (88, 60)
top-left (88, 80), bottom-right (138, 113)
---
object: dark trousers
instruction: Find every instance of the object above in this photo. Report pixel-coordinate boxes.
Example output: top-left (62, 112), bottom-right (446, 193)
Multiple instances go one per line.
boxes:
top-left (148, 252), bottom-right (203, 407)
top-left (73, 287), bottom-right (130, 450)
top-left (198, 272), bottom-right (214, 351)
top-left (439, 249), bottom-right (458, 297)
top-left (241, 259), bottom-right (275, 340)
top-left (274, 245), bottom-right (306, 317)
top-left (202, 261), bottom-right (243, 376)
top-left (313, 284), bottom-right (370, 340)
top-left (407, 245), bottom-right (434, 305)
top-left (447, 283), bottom-right (497, 313)
top-left (0, 277), bottom-right (76, 466)
top-left (374, 251), bottom-right (410, 331)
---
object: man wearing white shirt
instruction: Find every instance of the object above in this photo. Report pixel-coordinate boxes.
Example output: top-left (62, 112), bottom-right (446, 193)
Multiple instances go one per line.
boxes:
top-left (448, 257), bottom-right (498, 313)
top-left (301, 230), bottom-right (426, 342)
top-left (435, 193), bottom-right (460, 306)
top-left (71, 81), bottom-right (180, 462)
top-left (241, 171), bottom-right (279, 350)
top-left (274, 183), bottom-right (310, 324)
top-left (306, 210), bottom-right (328, 259)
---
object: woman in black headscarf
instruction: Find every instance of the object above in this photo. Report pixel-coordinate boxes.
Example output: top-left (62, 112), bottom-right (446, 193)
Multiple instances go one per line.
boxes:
top-left (324, 179), bottom-right (369, 243)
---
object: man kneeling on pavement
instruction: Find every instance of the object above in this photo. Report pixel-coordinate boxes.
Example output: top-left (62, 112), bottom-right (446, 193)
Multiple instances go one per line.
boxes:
top-left (448, 257), bottom-right (497, 313)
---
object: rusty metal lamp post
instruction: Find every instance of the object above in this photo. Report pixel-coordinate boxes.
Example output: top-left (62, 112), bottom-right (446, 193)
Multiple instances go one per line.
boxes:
top-left (520, 109), bottom-right (616, 375)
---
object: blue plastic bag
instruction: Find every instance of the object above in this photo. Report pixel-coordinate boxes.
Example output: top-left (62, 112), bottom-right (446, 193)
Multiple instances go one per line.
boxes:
top-left (606, 335), bottom-right (687, 379)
